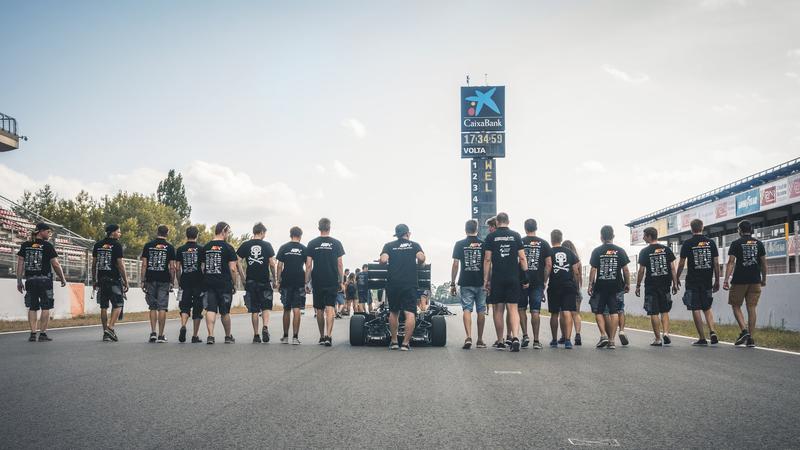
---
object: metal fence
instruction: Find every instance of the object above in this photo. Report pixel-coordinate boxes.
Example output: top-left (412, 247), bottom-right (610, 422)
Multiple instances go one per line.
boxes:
top-left (0, 112), bottom-right (18, 137)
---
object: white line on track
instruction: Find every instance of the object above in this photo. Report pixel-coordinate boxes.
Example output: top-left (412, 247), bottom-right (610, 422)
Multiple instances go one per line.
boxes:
top-left (493, 370), bottom-right (522, 374)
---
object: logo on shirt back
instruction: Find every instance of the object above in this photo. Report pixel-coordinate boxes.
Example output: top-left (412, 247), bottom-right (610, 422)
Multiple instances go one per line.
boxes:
top-left (605, 250), bottom-right (618, 255)
top-left (399, 243), bottom-right (412, 249)
top-left (248, 245), bottom-right (264, 265)
top-left (319, 242), bottom-right (333, 249)
top-left (210, 246), bottom-right (222, 251)
top-left (289, 248), bottom-right (302, 255)
top-left (553, 252), bottom-right (569, 273)
top-left (469, 243), bottom-right (482, 248)
top-left (654, 248), bottom-right (665, 254)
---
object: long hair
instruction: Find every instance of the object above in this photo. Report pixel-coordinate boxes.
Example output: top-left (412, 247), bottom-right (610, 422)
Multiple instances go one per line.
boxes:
top-left (562, 240), bottom-right (579, 262)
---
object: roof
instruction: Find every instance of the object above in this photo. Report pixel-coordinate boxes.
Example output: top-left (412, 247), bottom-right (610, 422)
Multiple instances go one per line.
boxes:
top-left (626, 156), bottom-right (800, 227)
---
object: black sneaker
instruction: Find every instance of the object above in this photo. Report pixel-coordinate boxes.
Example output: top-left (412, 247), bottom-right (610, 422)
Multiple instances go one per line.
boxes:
top-left (102, 333), bottom-right (110, 342)
top-left (491, 341), bottom-right (499, 349)
top-left (28, 333), bottom-right (37, 342)
top-left (557, 337), bottom-right (565, 345)
top-left (463, 338), bottom-right (472, 350)
top-left (37, 333), bottom-right (51, 342)
top-left (191, 336), bottom-right (202, 343)
top-left (710, 332), bottom-right (719, 345)
top-left (735, 330), bottom-right (749, 346)
top-left (505, 336), bottom-right (512, 347)
top-left (574, 333), bottom-right (582, 346)
top-left (663, 335), bottom-right (672, 346)
top-left (179, 327), bottom-right (187, 343)
top-left (107, 329), bottom-right (118, 342)
top-left (400, 343), bottom-right (410, 351)
top-left (596, 337), bottom-right (609, 348)
top-left (224, 335), bottom-right (235, 344)
top-left (319, 336), bottom-right (326, 345)
top-left (619, 333), bottom-right (629, 346)
top-left (149, 332), bottom-right (157, 343)
top-left (157, 335), bottom-right (167, 343)
top-left (495, 341), bottom-right (506, 350)
top-left (511, 338), bottom-right (520, 352)
top-left (207, 336), bottom-right (215, 345)
top-left (390, 341), bottom-right (400, 350)
top-left (521, 335), bottom-right (530, 348)
top-left (746, 337), bottom-right (756, 348)
top-left (253, 335), bottom-right (262, 343)
top-left (324, 336), bottom-right (332, 347)
top-left (650, 340), bottom-right (663, 346)
top-left (692, 339), bottom-right (708, 346)
top-left (262, 327), bottom-right (270, 343)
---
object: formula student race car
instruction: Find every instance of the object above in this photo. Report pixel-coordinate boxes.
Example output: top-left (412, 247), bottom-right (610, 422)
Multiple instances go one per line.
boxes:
top-left (349, 263), bottom-right (450, 347)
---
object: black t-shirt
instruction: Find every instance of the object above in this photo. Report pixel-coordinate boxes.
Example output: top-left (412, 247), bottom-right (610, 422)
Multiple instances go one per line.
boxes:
top-left (236, 239), bottom-right (275, 283)
top-left (590, 243), bottom-right (630, 293)
top-left (549, 246), bottom-right (578, 290)
top-left (276, 241), bottom-right (306, 288)
top-left (381, 238), bottom-right (424, 288)
top-left (140, 238), bottom-right (176, 283)
top-left (346, 283), bottom-right (357, 299)
top-left (356, 271), bottom-right (369, 293)
top-left (638, 244), bottom-right (675, 288)
top-left (522, 236), bottom-right (552, 287)
top-left (680, 235), bottom-right (719, 289)
top-left (93, 238), bottom-right (124, 280)
top-left (17, 239), bottom-right (58, 278)
top-left (729, 236), bottom-right (766, 285)
top-left (306, 236), bottom-right (345, 288)
top-left (202, 240), bottom-right (237, 289)
top-left (484, 227), bottom-right (524, 284)
top-left (452, 236), bottom-right (485, 287)
top-left (176, 242), bottom-right (204, 289)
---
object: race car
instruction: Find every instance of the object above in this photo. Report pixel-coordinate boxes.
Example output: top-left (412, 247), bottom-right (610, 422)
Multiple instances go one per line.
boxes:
top-left (349, 263), bottom-right (449, 347)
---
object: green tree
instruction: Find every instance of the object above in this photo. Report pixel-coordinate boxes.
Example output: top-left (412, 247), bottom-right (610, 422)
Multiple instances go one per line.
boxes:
top-left (156, 169), bottom-right (191, 221)
top-left (18, 185), bottom-right (59, 220)
top-left (102, 192), bottom-right (181, 258)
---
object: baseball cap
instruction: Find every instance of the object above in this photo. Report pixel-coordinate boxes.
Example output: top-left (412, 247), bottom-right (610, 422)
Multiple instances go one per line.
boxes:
top-left (35, 223), bottom-right (52, 232)
top-left (393, 224), bottom-right (410, 237)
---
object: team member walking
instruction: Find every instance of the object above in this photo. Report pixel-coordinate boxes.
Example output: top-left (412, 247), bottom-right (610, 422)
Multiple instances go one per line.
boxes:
top-left (635, 227), bottom-right (679, 346)
top-left (175, 226), bottom-right (205, 343)
top-left (483, 213), bottom-right (528, 352)
top-left (677, 219), bottom-right (721, 345)
top-left (380, 224), bottom-right (426, 351)
top-left (356, 264), bottom-right (372, 313)
top-left (202, 222), bottom-right (239, 344)
top-left (450, 219), bottom-right (487, 349)
top-left (140, 225), bottom-right (176, 343)
top-left (518, 219), bottom-right (552, 349)
top-left (547, 230), bottom-right (581, 349)
top-left (276, 226), bottom-right (307, 345)
top-left (305, 218), bottom-right (345, 346)
top-left (723, 220), bottom-right (767, 348)
top-left (237, 223), bottom-right (276, 343)
top-left (562, 240), bottom-right (583, 345)
top-left (588, 225), bottom-right (630, 349)
top-left (16, 223), bottom-right (67, 342)
top-left (93, 224), bottom-right (129, 342)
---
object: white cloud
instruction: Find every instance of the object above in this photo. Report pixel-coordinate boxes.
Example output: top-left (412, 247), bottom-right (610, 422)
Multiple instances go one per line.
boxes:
top-left (341, 118), bottom-right (367, 139)
top-left (332, 160), bottom-right (356, 179)
top-left (787, 49), bottom-right (800, 60)
top-left (699, 0), bottom-right (746, 10)
top-left (786, 72), bottom-right (799, 78)
top-left (712, 104), bottom-right (739, 113)
top-left (314, 164), bottom-right (327, 174)
top-left (602, 64), bottom-right (650, 84)
top-left (575, 160), bottom-right (606, 174)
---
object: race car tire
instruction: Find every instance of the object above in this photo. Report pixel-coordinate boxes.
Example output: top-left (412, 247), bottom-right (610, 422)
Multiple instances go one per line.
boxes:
top-left (431, 315), bottom-right (446, 347)
top-left (350, 314), bottom-right (366, 346)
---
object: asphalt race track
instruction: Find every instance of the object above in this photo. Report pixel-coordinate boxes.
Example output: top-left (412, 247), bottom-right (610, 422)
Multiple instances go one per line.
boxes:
top-left (1, 310), bottom-right (799, 449)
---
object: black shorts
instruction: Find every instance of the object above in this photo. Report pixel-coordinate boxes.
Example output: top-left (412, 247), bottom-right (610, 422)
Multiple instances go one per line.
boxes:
top-left (312, 286), bottom-right (338, 309)
top-left (24, 278), bottom-right (55, 311)
top-left (488, 279), bottom-right (520, 304)
top-left (97, 278), bottom-right (125, 309)
top-left (204, 288), bottom-right (232, 315)
top-left (547, 285), bottom-right (577, 313)
top-left (178, 286), bottom-right (204, 320)
top-left (280, 286), bottom-right (306, 309)
top-left (644, 287), bottom-right (672, 315)
top-left (244, 280), bottom-right (273, 313)
top-left (387, 285), bottom-right (417, 313)
top-left (683, 286), bottom-right (713, 311)
top-left (590, 290), bottom-right (624, 314)
top-left (357, 291), bottom-right (371, 304)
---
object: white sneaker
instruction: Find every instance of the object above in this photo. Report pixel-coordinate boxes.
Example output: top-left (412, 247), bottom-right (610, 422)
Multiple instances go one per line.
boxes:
top-left (292, 337), bottom-right (301, 345)
top-left (280, 336), bottom-right (289, 344)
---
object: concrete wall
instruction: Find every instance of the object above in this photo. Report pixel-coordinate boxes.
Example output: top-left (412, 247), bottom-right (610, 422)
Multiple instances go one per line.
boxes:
top-left (0, 278), bottom-right (245, 321)
top-left (578, 273), bottom-right (800, 330)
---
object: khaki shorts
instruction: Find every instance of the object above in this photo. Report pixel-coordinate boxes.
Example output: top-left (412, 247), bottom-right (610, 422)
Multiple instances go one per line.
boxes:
top-left (728, 283), bottom-right (761, 307)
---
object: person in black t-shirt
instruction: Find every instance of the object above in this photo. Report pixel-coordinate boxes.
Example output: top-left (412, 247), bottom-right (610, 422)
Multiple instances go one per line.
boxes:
top-left (92, 224), bottom-right (129, 342)
top-left (450, 219), bottom-right (487, 349)
top-left (16, 223), bottom-right (66, 342)
top-left (723, 220), bottom-right (767, 348)
top-left (236, 222), bottom-right (277, 344)
top-left (483, 213), bottom-right (528, 352)
top-left (588, 225), bottom-right (630, 349)
top-left (547, 230), bottom-right (581, 349)
top-left (518, 219), bottom-right (552, 350)
top-left (140, 225), bottom-right (176, 343)
top-left (305, 218), bottom-right (345, 346)
top-left (380, 223), bottom-right (425, 351)
top-left (677, 219), bottom-right (720, 346)
top-left (202, 222), bottom-right (240, 344)
top-left (175, 226), bottom-right (205, 343)
top-left (635, 227), bottom-right (678, 346)
top-left (276, 226), bottom-right (308, 344)
top-left (356, 265), bottom-right (372, 313)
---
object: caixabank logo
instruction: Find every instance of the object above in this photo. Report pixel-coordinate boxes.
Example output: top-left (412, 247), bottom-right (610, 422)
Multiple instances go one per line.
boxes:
top-left (461, 86), bottom-right (505, 132)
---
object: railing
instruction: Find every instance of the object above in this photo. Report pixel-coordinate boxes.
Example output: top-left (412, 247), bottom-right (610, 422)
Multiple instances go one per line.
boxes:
top-left (0, 112), bottom-right (18, 137)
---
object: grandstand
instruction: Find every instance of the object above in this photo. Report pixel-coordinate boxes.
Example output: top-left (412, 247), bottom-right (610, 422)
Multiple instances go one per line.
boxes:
top-left (627, 157), bottom-right (800, 274)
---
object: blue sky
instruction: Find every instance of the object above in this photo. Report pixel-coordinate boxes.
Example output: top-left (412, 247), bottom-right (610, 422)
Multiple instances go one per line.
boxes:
top-left (2, 0), bottom-right (799, 280)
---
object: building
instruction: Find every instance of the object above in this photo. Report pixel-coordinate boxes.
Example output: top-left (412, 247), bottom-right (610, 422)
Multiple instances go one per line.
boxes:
top-left (0, 112), bottom-right (22, 152)
top-left (626, 157), bottom-right (800, 275)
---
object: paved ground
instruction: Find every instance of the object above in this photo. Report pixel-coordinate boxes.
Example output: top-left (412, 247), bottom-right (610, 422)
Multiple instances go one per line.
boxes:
top-left (1, 309), bottom-right (799, 449)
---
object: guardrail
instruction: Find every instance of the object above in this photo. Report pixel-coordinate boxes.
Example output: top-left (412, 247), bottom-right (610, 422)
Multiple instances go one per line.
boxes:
top-left (0, 112), bottom-right (18, 137)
